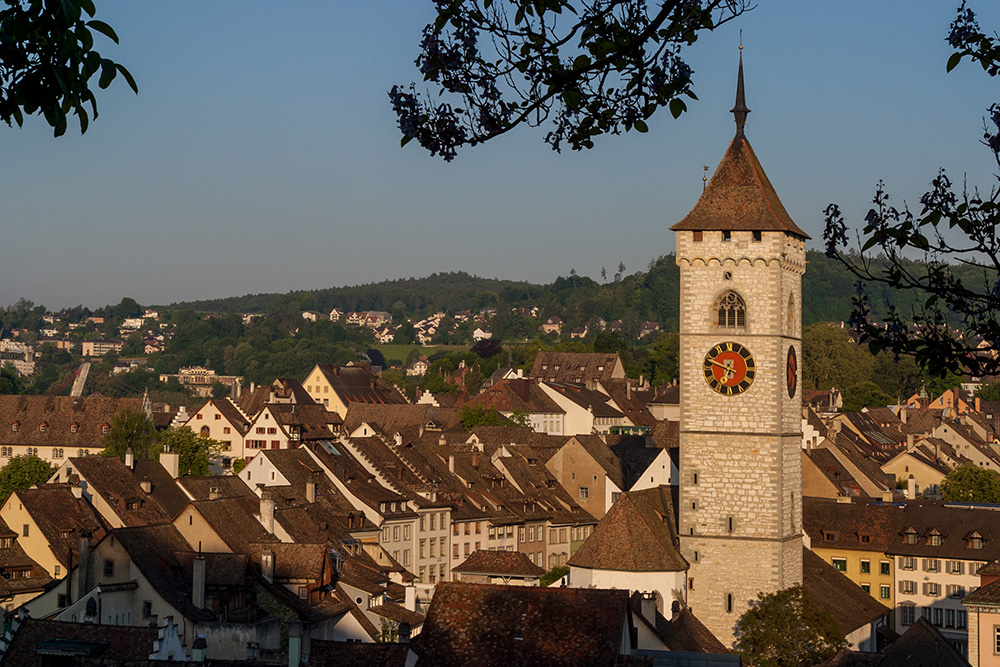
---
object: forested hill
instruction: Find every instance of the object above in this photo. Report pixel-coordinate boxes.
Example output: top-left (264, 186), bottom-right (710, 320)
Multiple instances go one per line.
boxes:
top-left (167, 252), bottom-right (985, 330)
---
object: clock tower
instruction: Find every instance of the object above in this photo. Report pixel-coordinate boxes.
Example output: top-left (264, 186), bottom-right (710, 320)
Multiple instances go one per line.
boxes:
top-left (670, 53), bottom-right (807, 642)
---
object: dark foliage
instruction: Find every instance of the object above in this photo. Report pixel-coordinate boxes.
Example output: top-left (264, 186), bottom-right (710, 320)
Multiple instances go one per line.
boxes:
top-left (823, 2), bottom-right (1000, 378)
top-left (390, 0), bottom-right (751, 159)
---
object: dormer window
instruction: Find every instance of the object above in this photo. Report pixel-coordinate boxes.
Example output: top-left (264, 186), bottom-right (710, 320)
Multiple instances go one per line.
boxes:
top-left (822, 531), bottom-right (837, 543)
top-left (968, 532), bottom-right (985, 549)
top-left (928, 529), bottom-right (942, 547)
top-left (70, 422), bottom-right (79, 433)
top-left (859, 533), bottom-right (872, 545)
top-left (903, 528), bottom-right (919, 545)
top-left (101, 423), bottom-right (110, 435)
top-left (38, 422), bottom-right (47, 433)
top-left (10, 422), bottom-right (18, 433)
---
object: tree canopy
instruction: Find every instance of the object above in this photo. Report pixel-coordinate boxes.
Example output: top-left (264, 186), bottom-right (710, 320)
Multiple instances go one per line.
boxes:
top-left (0, 0), bottom-right (136, 136)
top-left (734, 585), bottom-right (847, 667)
top-left (100, 406), bottom-right (158, 460)
top-left (159, 427), bottom-right (224, 477)
top-left (0, 454), bottom-right (54, 502)
top-left (941, 463), bottom-right (1000, 503)
top-left (824, 2), bottom-right (1000, 378)
top-left (390, 0), bottom-right (751, 160)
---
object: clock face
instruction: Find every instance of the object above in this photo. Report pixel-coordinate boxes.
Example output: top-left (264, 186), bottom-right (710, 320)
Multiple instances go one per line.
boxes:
top-left (787, 345), bottom-right (798, 398)
top-left (703, 342), bottom-right (755, 395)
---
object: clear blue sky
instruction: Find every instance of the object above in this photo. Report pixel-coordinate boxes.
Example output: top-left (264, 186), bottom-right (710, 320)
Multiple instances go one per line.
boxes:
top-left (2, 1), bottom-right (998, 310)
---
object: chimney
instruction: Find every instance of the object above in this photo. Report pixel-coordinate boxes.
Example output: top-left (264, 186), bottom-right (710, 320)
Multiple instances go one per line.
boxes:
top-left (439, 434), bottom-right (446, 446)
top-left (76, 530), bottom-right (93, 602)
top-left (305, 478), bottom-right (316, 503)
top-left (191, 635), bottom-right (207, 662)
top-left (640, 591), bottom-right (657, 624)
top-left (192, 556), bottom-right (206, 609)
top-left (260, 491), bottom-right (275, 534)
top-left (288, 621), bottom-right (303, 665)
top-left (261, 549), bottom-right (274, 584)
top-left (394, 433), bottom-right (403, 447)
top-left (906, 434), bottom-right (915, 450)
top-left (908, 475), bottom-right (917, 500)
top-left (900, 407), bottom-right (908, 424)
top-left (159, 447), bottom-right (180, 479)
top-left (124, 447), bottom-right (134, 469)
top-left (472, 452), bottom-right (480, 469)
top-left (398, 622), bottom-right (412, 644)
top-left (405, 585), bottom-right (417, 612)
top-left (140, 478), bottom-right (152, 494)
top-left (882, 492), bottom-right (893, 503)
top-left (208, 486), bottom-right (220, 501)
top-left (977, 396), bottom-right (982, 412)
top-left (449, 454), bottom-right (455, 474)
top-left (71, 485), bottom-right (82, 499)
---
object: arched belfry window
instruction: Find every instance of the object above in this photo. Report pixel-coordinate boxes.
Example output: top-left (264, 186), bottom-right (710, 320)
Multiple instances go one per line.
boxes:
top-left (717, 291), bottom-right (746, 328)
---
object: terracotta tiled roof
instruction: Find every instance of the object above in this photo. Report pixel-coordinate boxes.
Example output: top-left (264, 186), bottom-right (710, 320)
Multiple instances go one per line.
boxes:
top-left (130, 459), bottom-right (189, 518)
top-left (962, 575), bottom-right (1000, 606)
top-left (529, 352), bottom-right (624, 386)
top-left (308, 639), bottom-right (413, 667)
top-left (569, 486), bottom-right (687, 572)
top-left (571, 435), bottom-right (625, 491)
top-left (887, 500), bottom-right (1000, 560)
top-left (0, 395), bottom-right (143, 447)
top-left (343, 403), bottom-right (462, 440)
top-left (452, 549), bottom-right (546, 577)
top-left (107, 524), bottom-right (217, 622)
top-left (69, 456), bottom-right (171, 527)
top-left (1, 618), bottom-right (158, 664)
top-left (803, 497), bottom-right (903, 552)
top-left (418, 582), bottom-right (629, 667)
top-left (876, 617), bottom-right (967, 667)
top-left (670, 135), bottom-right (809, 238)
top-left (316, 365), bottom-right (408, 407)
top-left (190, 496), bottom-right (278, 553)
top-left (11, 485), bottom-right (107, 568)
top-left (599, 380), bottom-right (656, 427)
top-left (542, 382), bottom-right (624, 419)
top-left (607, 434), bottom-right (663, 491)
top-left (178, 474), bottom-right (255, 500)
top-left (247, 542), bottom-right (328, 581)
top-left (804, 547), bottom-right (889, 634)
top-left (627, 593), bottom-right (727, 654)
top-left (464, 378), bottom-right (564, 415)
top-left (368, 601), bottom-right (426, 627)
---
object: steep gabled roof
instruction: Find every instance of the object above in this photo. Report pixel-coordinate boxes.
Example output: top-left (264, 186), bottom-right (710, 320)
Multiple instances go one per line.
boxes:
top-left (452, 549), bottom-right (545, 577)
top-left (877, 617), bottom-right (967, 667)
top-left (803, 548), bottom-right (889, 634)
top-left (11, 485), bottom-right (107, 568)
top-left (69, 457), bottom-right (171, 527)
top-left (315, 365), bottom-right (407, 406)
top-left (670, 134), bottom-right (809, 239)
top-left (569, 486), bottom-right (687, 572)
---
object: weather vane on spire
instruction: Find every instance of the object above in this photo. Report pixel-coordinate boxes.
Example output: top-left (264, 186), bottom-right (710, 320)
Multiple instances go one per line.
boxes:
top-left (731, 33), bottom-right (750, 138)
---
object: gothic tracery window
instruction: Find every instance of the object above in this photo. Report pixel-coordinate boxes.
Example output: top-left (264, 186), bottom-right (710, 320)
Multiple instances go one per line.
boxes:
top-left (717, 291), bottom-right (746, 328)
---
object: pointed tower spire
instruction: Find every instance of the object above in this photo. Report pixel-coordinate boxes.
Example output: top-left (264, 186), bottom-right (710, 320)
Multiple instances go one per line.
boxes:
top-left (731, 41), bottom-right (750, 138)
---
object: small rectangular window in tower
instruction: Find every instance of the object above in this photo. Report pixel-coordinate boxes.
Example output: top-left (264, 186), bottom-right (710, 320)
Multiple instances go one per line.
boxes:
top-left (722, 230), bottom-right (731, 242)
top-left (753, 230), bottom-right (762, 242)
top-left (728, 517), bottom-right (733, 533)
top-left (693, 231), bottom-right (703, 242)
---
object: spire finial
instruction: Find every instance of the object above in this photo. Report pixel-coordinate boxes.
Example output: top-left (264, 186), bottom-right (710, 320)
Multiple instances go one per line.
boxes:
top-left (731, 35), bottom-right (749, 138)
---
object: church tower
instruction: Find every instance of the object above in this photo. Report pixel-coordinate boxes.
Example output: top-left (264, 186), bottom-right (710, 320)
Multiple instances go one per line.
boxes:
top-left (670, 53), bottom-right (807, 642)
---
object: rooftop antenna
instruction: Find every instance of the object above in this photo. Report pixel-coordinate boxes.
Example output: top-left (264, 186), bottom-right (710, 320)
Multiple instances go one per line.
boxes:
top-left (731, 31), bottom-right (749, 139)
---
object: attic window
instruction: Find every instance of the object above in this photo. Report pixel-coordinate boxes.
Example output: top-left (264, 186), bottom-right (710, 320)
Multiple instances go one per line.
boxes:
top-left (10, 422), bottom-right (18, 433)
top-left (693, 231), bottom-right (703, 242)
top-left (70, 423), bottom-right (79, 433)
top-left (969, 534), bottom-right (985, 549)
top-left (38, 423), bottom-right (47, 433)
top-left (101, 424), bottom-right (110, 435)
top-left (722, 231), bottom-right (731, 242)
top-left (928, 530), bottom-right (942, 547)
top-left (753, 230), bottom-right (762, 242)
top-left (822, 531), bottom-right (837, 542)
top-left (903, 528), bottom-right (919, 545)
top-left (859, 533), bottom-right (872, 544)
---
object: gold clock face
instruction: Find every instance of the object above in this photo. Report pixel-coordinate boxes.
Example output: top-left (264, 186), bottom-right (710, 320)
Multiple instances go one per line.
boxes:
top-left (704, 342), bottom-right (756, 395)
